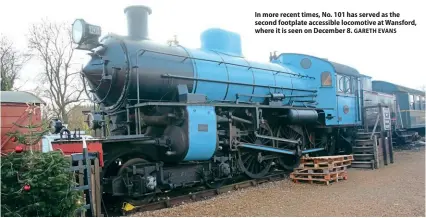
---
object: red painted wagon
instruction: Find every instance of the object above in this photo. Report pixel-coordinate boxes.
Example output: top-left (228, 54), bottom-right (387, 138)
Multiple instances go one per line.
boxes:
top-left (1, 91), bottom-right (45, 154)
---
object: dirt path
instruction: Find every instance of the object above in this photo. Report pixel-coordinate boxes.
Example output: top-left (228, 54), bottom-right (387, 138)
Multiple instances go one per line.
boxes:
top-left (133, 148), bottom-right (425, 217)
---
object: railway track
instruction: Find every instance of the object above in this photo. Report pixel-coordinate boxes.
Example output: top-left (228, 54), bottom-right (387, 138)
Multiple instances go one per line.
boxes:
top-left (117, 171), bottom-right (289, 216)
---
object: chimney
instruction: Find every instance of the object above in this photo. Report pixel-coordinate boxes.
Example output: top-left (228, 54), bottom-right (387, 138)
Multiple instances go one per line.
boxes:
top-left (124, 5), bottom-right (152, 40)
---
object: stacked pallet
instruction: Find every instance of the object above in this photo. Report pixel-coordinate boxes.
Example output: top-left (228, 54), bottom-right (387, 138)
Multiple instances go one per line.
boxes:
top-left (290, 155), bottom-right (353, 185)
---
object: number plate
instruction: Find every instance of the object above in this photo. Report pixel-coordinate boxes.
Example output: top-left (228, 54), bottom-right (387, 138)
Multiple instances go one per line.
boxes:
top-left (88, 25), bottom-right (101, 35)
top-left (198, 124), bottom-right (208, 132)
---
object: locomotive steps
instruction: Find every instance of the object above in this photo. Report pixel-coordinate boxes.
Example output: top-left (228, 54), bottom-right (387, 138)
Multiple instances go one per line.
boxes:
top-left (351, 131), bottom-right (380, 169)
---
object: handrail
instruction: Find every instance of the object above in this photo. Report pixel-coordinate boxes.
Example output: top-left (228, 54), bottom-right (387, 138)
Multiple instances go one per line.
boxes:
top-left (162, 74), bottom-right (317, 93)
top-left (137, 48), bottom-right (315, 79)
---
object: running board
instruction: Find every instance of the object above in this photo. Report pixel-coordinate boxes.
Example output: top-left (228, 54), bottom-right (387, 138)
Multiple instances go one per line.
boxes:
top-left (238, 143), bottom-right (324, 155)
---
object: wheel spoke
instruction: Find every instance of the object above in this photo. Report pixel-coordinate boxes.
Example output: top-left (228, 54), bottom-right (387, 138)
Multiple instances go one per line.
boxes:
top-left (237, 122), bottom-right (273, 179)
top-left (248, 160), bottom-right (256, 172)
top-left (242, 154), bottom-right (251, 164)
top-left (275, 125), bottom-right (305, 171)
top-left (254, 162), bottom-right (260, 174)
top-left (246, 158), bottom-right (254, 170)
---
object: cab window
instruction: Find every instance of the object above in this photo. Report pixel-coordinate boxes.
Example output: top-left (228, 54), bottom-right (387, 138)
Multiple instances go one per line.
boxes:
top-left (344, 77), bottom-right (352, 94)
top-left (321, 72), bottom-right (332, 87)
top-left (337, 74), bottom-right (343, 92)
top-left (416, 96), bottom-right (420, 110)
top-left (336, 74), bottom-right (354, 94)
top-left (409, 94), bottom-right (415, 110)
top-left (361, 77), bottom-right (372, 91)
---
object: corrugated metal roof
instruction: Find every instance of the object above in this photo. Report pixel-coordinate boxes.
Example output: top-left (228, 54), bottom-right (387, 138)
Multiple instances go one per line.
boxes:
top-left (0, 91), bottom-right (45, 104)
top-left (373, 80), bottom-right (425, 96)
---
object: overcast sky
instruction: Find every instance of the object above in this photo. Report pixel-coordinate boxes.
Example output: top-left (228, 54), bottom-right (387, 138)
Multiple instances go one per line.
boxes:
top-left (1, 0), bottom-right (425, 91)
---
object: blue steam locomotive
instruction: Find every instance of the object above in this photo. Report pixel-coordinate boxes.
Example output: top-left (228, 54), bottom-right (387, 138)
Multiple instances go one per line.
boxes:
top-left (72, 5), bottom-right (423, 202)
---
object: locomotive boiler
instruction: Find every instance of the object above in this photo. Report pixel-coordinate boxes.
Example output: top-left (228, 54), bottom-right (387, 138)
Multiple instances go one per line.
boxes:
top-left (73, 5), bottom-right (358, 202)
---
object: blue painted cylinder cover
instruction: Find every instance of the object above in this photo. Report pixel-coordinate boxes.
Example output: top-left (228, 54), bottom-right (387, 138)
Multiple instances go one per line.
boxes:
top-left (161, 105), bottom-right (218, 162)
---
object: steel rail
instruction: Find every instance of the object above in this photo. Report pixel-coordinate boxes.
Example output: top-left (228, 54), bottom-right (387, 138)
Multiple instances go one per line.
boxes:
top-left (120, 172), bottom-right (288, 216)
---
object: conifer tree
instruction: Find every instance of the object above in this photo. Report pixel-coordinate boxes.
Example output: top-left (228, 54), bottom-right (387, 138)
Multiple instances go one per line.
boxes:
top-left (1, 102), bottom-right (83, 217)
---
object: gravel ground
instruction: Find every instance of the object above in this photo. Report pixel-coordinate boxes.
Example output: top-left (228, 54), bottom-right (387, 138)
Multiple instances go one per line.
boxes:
top-left (133, 148), bottom-right (425, 217)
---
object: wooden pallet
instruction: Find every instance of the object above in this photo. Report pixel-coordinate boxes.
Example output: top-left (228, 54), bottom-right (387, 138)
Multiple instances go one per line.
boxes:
top-left (294, 165), bottom-right (347, 174)
top-left (291, 155), bottom-right (352, 185)
top-left (290, 171), bottom-right (348, 186)
top-left (298, 159), bottom-right (352, 169)
top-left (301, 154), bottom-right (354, 163)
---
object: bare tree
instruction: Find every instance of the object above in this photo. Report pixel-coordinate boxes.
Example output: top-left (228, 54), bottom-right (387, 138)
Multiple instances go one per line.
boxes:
top-left (27, 19), bottom-right (84, 124)
top-left (67, 104), bottom-right (92, 131)
top-left (0, 35), bottom-right (31, 91)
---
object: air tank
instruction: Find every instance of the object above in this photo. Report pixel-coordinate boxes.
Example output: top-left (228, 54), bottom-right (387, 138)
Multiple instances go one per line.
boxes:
top-left (281, 109), bottom-right (319, 124)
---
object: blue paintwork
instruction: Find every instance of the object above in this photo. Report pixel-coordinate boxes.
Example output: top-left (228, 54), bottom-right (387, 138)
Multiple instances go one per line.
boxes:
top-left (186, 48), bottom-right (228, 101)
top-left (201, 28), bottom-right (242, 57)
top-left (337, 95), bottom-right (357, 125)
top-left (186, 27), bottom-right (369, 127)
top-left (272, 64), bottom-right (307, 106)
top-left (275, 54), bottom-right (339, 125)
top-left (275, 53), bottom-right (364, 126)
top-left (184, 105), bottom-right (217, 161)
top-left (221, 54), bottom-right (254, 102)
top-left (102, 28), bottom-right (389, 132)
top-left (185, 29), bottom-right (317, 105)
top-left (250, 61), bottom-right (280, 103)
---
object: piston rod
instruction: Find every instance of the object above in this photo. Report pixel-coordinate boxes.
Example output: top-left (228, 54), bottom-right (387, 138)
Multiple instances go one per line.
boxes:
top-left (254, 132), bottom-right (300, 144)
top-left (301, 148), bottom-right (325, 154)
top-left (238, 143), bottom-right (325, 155)
top-left (216, 115), bottom-right (253, 124)
top-left (239, 143), bottom-right (295, 155)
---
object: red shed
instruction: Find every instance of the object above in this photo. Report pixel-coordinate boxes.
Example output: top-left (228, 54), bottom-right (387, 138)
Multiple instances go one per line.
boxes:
top-left (1, 91), bottom-right (45, 154)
